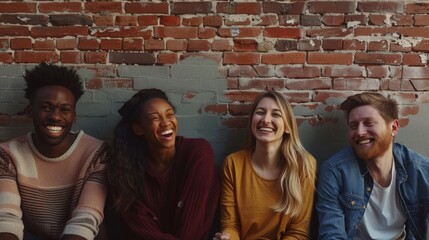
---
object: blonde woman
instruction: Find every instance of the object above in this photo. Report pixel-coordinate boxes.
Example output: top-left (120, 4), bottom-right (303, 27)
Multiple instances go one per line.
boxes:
top-left (214, 91), bottom-right (316, 240)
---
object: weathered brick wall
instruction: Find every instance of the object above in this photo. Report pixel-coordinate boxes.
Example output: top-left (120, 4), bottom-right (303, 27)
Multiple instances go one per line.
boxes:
top-left (1, 1), bottom-right (429, 162)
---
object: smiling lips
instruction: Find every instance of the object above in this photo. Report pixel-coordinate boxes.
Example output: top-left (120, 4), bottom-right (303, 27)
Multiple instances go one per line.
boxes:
top-left (160, 129), bottom-right (174, 138)
top-left (46, 125), bottom-right (64, 135)
top-left (258, 126), bottom-right (275, 133)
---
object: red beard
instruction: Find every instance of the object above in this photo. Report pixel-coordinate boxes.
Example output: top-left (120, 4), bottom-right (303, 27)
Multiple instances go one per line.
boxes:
top-left (353, 130), bottom-right (392, 161)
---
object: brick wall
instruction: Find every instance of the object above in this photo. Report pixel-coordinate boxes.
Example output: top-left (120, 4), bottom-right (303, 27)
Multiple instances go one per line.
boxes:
top-left (1, 0), bottom-right (429, 161)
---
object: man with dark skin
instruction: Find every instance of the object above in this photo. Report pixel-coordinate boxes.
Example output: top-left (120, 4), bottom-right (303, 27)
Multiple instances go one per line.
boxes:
top-left (0, 63), bottom-right (109, 240)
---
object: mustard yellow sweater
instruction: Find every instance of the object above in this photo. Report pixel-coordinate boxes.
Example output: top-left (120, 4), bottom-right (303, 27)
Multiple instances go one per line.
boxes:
top-left (221, 149), bottom-right (315, 240)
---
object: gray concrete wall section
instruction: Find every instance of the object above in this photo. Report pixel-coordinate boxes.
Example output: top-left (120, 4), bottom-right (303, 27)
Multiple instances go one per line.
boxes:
top-left (1, 59), bottom-right (429, 167)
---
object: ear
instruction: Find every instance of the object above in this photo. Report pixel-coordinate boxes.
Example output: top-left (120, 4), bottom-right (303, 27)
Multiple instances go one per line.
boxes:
top-left (391, 119), bottom-right (399, 137)
top-left (132, 122), bottom-right (144, 136)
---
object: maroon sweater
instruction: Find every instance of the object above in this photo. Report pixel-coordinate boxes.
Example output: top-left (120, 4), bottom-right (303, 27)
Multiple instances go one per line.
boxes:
top-left (123, 137), bottom-right (220, 240)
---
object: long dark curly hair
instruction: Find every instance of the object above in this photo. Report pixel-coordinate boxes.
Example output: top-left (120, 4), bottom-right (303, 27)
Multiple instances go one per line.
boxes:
top-left (108, 88), bottom-right (173, 214)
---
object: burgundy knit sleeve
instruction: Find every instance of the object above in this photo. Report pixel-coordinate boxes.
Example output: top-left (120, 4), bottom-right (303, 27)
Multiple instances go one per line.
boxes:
top-left (172, 139), bottom-right (220, 239)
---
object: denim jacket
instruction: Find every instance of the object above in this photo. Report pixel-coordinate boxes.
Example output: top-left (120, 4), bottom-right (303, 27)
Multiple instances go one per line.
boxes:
top-left (316, 143), bottom-right (429, 240)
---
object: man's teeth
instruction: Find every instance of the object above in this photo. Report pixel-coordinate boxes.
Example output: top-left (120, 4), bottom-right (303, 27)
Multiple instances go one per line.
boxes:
top-left (161, 129), bottom-right (173, 136)
top-left (358, 139), bottom-right (371, 144)
top-left (46, 126), bottom-right (62, 133)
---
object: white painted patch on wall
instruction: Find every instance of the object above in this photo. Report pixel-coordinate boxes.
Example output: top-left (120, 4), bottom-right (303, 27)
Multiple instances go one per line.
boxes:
top-left (347, 21), bottom-right (361, 28)
top-left (309, 40), bottom-right (315, 47)
top-left (17, 16), bottom-right (30, 22)
top-left (384, 14), bottom-right (393, 26)
top-left (230, 26), bottom-right (240, 37)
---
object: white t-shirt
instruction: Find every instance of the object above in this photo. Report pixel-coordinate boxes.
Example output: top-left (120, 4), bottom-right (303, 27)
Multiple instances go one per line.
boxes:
top-left (354, 161), bottom-right (407, 240)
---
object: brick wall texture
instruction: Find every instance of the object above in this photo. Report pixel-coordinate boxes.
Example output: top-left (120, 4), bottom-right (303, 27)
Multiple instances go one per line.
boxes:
top-left (1, 0), bottom-right (429, 159)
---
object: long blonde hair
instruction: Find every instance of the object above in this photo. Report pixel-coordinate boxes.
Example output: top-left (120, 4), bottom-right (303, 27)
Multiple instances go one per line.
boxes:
top-left (248, 91), bottom-right (316, 217)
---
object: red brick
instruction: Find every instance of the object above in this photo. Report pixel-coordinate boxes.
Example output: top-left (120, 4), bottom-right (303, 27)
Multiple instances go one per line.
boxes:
top-left (405, 3), bottom-right (429, 14)
top-left (94, 27), bottom-right (151, 39)
top-left (263, 2), bottom-right (306, 14)
top-left (15, 51), bottom-right (59, 63)
top-left (403, 66), bottom-right (429, 79)
top-left (308, 53), bottom-right (352, 65)
top-left (10, 38), bottom-right (32, 50)
top-left (85, 52), bottom-right (107, 64)
top-left (229, 104), bottom-right (253, 115)
top-left (160, 16), bottom-right (181, 26)
top-left (1, 14), bottom-right (48, 25)
top-left (343, 40), bottom-right (365, 50)
top-left (217, 2), bottom-right (261, 14)
top-left (301, 15), bottom-right (321, 26)
top-left (355, 53), bottom-right (401, 65)
top-left (263, 27), bottom-right (301, 38)
top-left (254, 65), bottom-right (275, 77)
top-left (203, 16), bottom-right (222, 27)
top-left (367, 66), bottom-right (389, 78)
top-left (218, 27), bottom-right (262, 38)
top-left (278, 15), bottom-right (300, 26)
top-left (325, 66), bottom-right (364, 77)
top-left (100, 39), bottom-right (122, 50)
top-left (233, 39), bottom-right (258, 52)
top-left (199, 28), bottom-right (216, 39)
top-left (85, 2), bottom-right (122, 14)
top-left (309, 1), bottom-right (355, 14)
top-left (103, 78), bottom-right (133, 89)
top-left (368, 40), bottom-right (388, 51)
top-left (166, 39), bottom-right (188, 51)
top-left (79, 38), bottom-right (99, 50)
top-left (298, 39), bottom-right (321, 51)
top-left (144, 39), bottom-right (164, 51)
top-left (157, 53), bottom-right (178, 64)
top-left (354, 27), bottom-right (388, 36)
top-left (225, 17), bottom-right (251, 26)
top-left (357, 2), bottom-right (403, 13)
top-left (257, 15), bottom-right (278, 26)
top-left (414, 15), bottom-right (429, 26)
top-left (369, 15), bottom-right (387, 26)
top-left (391, 14), bottom-right (413, 26)
top-left (182, 17), bottom-right (203, 27)
top-left (321, 15), bottom-right (345, 26)
top-left (138, 16), bottom-right (158, 26)
top-left (60, 51), bottom-right (84, 64)
top-left (116, 15), bottom-right (138, 26)
top-left (222, 116), bottom-right (248, 128)
top-left (400, 105), bottom-right (419, 117)
top-left (286, 78), bottom-right (331, 90)
top-left (412, 80), bottom-right (429, 91)
top-left (275, 40), bottom-right (297, 51)
top-left (229, 66), bottom-right (258, 77)
top-left (0, 26), bottom-right (29, 36)
top-left (123, 38), bottom-right (143, 51)
top-left (403, 53), bottom-right (426, 66)
top-left (239, 78), bottom-right (285, 91)
top-left (212, 39), bottom-right (232, 51)
top-left (0, 53), bottom-right (13, 63)
top-left (180, 52), bottom-right (222, 64)
top-left (390, 42), bottom-right (411, 52)
top-left (412, 40), bottom-right (429, 52)
top-left (94, 15), bottom-right (114, 26)
top-left (171, 2), bottom-right (212, 14)
top-left (262, 52), bottom-right (305, 64)
top-left (0, 3), bottom-right (36, 13)
top-left (188, 40), bottom-right (210, 51)
top-left (225, 90), bottom-right (261, 103)
top-left (125, 2), bottom-right (168, 14)
top-left (322, 39), bottom-right (342, 51)
top-left (334, 78), bottom-right (380, 91)
top-left (224, 52), bottom-right (260, 65)
top-left (32, 26), bottom-right (88, 38)
top-left (56, 38), bottom-right (77, 50)
top-left (154, 27), bottom-right (197, 39)
top-left (277, 66), bottom-right (321, 78)
top-left (34, 39), bottom-right (55, 51)
top-left (0, 39), bottom-right (9, 49)
top-left (85, 78), bottom-right (102, 90)
top-left (392, 27), bottom-right (429, 38)
top-left (306, 28), bottom-right (352, 37)
top-left (39, 2), bottom-right (82, 13)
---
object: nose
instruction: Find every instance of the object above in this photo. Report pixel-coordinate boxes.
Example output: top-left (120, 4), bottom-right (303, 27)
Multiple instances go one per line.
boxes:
top-left (355, 123), bottom-right (366, 136)
top-left (48, 108), bottom-right (61, 121)
top-left (262, 114), bottom-right (271, 124)
top-left (159, 116), bottom-right (170, 127)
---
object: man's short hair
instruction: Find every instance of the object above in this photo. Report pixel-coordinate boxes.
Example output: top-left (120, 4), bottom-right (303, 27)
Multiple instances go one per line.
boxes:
top-left (24, 63), bottom-right (84, 102)
top-left (340, 92), bottom-right (399, 123)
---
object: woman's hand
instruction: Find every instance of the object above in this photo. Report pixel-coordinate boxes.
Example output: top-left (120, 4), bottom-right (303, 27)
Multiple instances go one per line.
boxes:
top-left (213, 232), bottom-right (231, 240)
